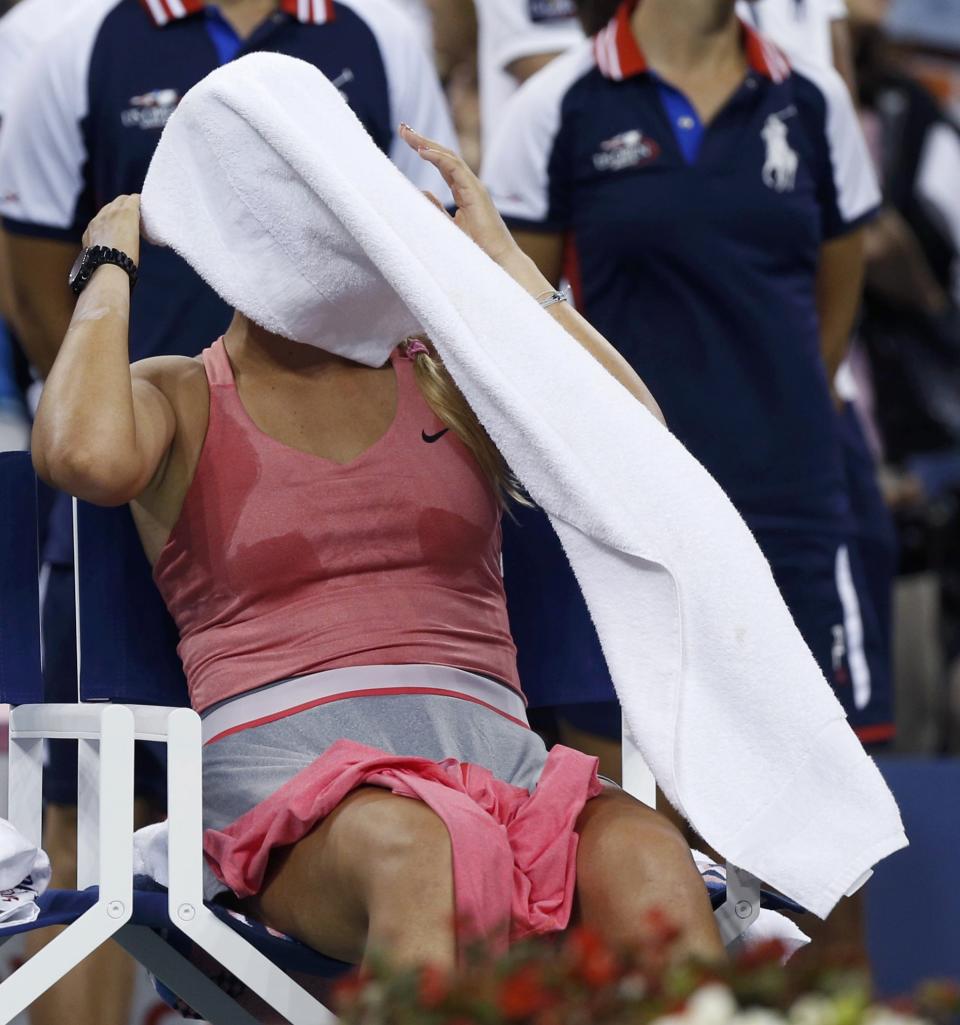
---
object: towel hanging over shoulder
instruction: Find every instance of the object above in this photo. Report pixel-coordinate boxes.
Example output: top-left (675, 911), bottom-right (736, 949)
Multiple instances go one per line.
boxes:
top-left (140, 52), bottom-right (907, 918)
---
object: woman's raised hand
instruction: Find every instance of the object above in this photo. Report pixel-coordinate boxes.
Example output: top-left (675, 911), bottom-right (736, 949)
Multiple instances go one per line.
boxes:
top-left (401, 124), bottom-right (522, 270)
top-left (82, 193), bottom-right (142, 264)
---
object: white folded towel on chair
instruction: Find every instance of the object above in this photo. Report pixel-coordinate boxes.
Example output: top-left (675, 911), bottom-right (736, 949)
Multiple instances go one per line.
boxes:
top-left (140, 53), bottom-right (907, 918)
top-left (0, 818), bottom-right (50, 928)
top-left (132, 820), bottom-right (169, 889)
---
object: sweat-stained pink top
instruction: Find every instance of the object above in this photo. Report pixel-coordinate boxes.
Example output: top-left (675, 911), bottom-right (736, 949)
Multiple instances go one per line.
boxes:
top-left (153, 339), bottom-right (521, 714)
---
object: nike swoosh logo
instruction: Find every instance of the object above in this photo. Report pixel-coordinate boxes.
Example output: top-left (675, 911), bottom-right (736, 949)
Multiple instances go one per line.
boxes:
top-left (421, 428), bottom-right (450, 444)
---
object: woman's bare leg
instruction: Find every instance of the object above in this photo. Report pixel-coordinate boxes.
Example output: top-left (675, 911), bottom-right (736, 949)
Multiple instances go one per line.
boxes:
top-left (242, 787), bottom-right (457, 970)
top-left (574, 788), bottom-right (726, 962)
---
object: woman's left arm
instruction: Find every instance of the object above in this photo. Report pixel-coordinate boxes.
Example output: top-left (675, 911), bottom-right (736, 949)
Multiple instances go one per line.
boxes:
top-left (401, 125), bottom-right (666, 426)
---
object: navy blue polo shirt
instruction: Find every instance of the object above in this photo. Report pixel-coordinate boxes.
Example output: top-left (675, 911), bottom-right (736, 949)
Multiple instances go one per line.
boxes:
top-left (484, 1), bottom-right (880, 534)
top-left (0, 0), bottom-right (456, 562)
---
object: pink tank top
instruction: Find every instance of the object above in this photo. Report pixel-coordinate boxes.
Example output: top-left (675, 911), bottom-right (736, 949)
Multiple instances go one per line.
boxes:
top-left (153, 339), bottom-right (521, 714)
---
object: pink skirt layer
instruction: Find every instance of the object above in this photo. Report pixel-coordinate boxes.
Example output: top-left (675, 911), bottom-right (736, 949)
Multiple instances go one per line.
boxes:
top-left (203, 738), bottom-right (603, 957)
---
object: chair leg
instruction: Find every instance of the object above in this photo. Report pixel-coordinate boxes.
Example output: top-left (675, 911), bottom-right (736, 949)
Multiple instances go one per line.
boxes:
top-left (621, 716), bottom-right (656, 808)
top-left (714, 864), bottom-right (762, 946)
top-left (0, 705), bottom-right (136, 1023)
top-left (7, 736), bottom-right (43, 848)
top-left (165, 708), bottom-right (339, 1025)
top-left (116, 924), bottom-right (262, 1025)
top-left (0, 908), bottom-right (125, 1025)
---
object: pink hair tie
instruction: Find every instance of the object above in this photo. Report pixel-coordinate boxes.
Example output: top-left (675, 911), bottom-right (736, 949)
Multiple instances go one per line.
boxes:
top-left (404, 339), bottom-right (430, 359)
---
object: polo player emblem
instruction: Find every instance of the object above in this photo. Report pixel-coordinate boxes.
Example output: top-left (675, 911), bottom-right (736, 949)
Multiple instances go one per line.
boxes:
top-left (761, 113), bottom-right (798, 192)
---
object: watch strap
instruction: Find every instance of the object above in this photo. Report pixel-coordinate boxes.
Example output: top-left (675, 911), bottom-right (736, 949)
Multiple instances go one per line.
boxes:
top-left (71, 245), bottom-right (139, 295)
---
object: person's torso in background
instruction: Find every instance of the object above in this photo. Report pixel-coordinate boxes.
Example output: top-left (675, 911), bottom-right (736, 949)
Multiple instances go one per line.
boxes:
top-left (61, 0), bottom-right (401, 362)
top-left (545, 56), bottom-right (857, 530)
top-left (0, 0), bottom-right (456, 563)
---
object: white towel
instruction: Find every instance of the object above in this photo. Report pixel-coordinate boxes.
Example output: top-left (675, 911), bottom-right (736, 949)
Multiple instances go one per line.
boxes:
top-left (132, 821), bottom-right (169, 889)
top-left (140, 53), bottom-right (907, 918)
top-left (0, 818), bottom-right (50, 929)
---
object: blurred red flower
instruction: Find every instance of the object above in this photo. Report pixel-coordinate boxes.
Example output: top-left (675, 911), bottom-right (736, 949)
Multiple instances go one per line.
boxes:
top-left (565, 928), bottom-right (621, 988)
top-left (498, 963), bottom-right (555, 1020)
top-left (419, 963), bottom-right (451, 1008)
top-left (736, 938), bottom-right (787, 972)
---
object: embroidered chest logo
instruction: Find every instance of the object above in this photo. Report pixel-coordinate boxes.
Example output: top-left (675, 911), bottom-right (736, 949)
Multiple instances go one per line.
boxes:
top-left (761, 111), bottom-right (798, 193)
top-left (592, 129), bottom-right (660, 173)
top-left (120, 89), bottom-right (180, 130)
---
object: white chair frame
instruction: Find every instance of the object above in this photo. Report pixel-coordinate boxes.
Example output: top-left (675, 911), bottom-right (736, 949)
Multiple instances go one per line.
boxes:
top-left (0, 709), bottom-right (762, 1025)
top-left (0, 701), bottom-right (337, 1025)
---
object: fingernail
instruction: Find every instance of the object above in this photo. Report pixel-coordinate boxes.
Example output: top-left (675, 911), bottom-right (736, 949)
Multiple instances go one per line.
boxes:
top-left (400, 122), bottom-right (413, 132)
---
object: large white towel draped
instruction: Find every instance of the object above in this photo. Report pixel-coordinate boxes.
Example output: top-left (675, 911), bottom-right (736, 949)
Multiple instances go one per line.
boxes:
top-left (141, 52), bottom-right (907, 918)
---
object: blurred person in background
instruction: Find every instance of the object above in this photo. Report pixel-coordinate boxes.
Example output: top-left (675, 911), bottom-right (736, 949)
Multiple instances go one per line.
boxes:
top-left (491, 0), bottom-right (894, 786)
top-left (424, 1), bottom-right (582, 174)
top-left (848, 0), bottom-right (960, 753)
top-left (429, 0), bottom-right (483, 166)
top-left (474, 0), bottom-right (584, 151)
top-left (484, 0), bottom-right (887, 966)
top-left (0, 0), bottom-right (57, 451)
top-left (733, 0), bottom-right (901, 762)
top-left (488, 0), bottom-right (891, 761)
top-left (0, 2), bottom-right (456, 1023)
top-left (738, 0), bottom-right (856, 90)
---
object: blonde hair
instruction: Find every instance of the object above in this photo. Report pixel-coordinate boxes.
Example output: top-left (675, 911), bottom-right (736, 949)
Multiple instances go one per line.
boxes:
top-left (401, 337), bottom-right (529, 508)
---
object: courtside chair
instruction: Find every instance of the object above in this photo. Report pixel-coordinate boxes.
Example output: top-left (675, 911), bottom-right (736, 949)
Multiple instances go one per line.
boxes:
top-left (0, 453), bottom-right (779, 1025)
top-left (0, 452), bottom-right (348, 1025)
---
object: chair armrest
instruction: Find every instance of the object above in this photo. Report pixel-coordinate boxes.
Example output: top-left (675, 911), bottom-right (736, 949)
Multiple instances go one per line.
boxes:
top-left (9, 703), bottom-right (126, 740)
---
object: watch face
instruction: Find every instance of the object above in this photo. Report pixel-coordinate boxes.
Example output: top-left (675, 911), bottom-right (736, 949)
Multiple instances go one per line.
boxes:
top-left (68, 249), bottom-right (87, 289)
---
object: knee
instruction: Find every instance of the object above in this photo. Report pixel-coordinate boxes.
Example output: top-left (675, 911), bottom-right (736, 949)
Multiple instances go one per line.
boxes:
top-left (578, 794), bottom-right (693, 882)
top-left (343, 794), bottom-right (452, 880)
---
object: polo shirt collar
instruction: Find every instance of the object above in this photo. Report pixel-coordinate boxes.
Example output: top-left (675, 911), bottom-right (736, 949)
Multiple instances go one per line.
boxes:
top-left (594, 0), bottom-right (790, 84)
top-left (138, 0), bottom-right (335, 28)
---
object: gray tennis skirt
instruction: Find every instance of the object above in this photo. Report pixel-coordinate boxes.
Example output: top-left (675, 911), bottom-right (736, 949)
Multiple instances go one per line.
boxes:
top-left (201, 668), bottom-right (551, 900)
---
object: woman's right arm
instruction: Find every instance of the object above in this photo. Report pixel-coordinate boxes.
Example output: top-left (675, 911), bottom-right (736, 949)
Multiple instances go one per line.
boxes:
top-left (32, 194), bottom-right (177, 507)
top-left (402, 126), bottom-right (666, 425)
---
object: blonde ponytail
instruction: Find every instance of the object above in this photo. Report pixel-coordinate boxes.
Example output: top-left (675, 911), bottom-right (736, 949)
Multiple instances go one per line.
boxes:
top-left (401, 338), bottom-right (529, 508)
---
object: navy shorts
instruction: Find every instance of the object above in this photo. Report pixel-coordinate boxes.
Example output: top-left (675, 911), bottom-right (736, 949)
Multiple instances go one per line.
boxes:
top-left (757, 528), bottom-right (894, 745)
top-left (42, 564), bottom-right (167, 807)
top-left (503, 505), bottom-right (894, 749)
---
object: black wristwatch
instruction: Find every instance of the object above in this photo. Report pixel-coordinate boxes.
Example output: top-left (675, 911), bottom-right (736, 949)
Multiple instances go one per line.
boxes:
top-left (68, 245), bottom-right (138, 295)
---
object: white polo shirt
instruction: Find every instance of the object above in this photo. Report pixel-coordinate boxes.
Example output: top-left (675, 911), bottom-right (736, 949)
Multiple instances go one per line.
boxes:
top-left (0, 0), bottom-right (100, 120)
top-left (389, 0), bottom-right (432, 51)
top-left (737, 0), bottom-right (848, 67)
top-left (476, 0), bottom-right (583, 151)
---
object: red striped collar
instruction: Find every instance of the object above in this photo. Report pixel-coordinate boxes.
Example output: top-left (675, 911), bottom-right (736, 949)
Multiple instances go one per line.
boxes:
top-left (138, 0), bottom-right (335, 28)
top-left (594, 0), bottom-right (790, 84)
